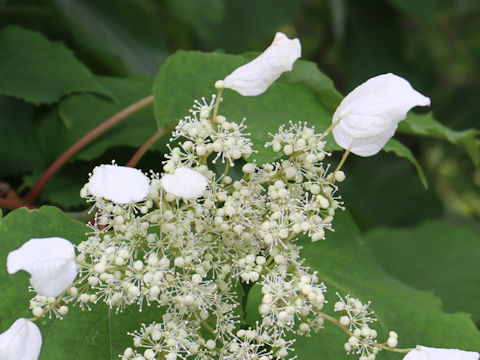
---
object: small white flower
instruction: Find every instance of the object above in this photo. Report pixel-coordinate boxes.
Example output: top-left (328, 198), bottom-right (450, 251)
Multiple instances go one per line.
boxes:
top-left (332, 73), bottom-right (431, 156)
top-left (160, 167), bottom-right (208, 199)
top-left (0, 318), bottom-right (42, 360)
top-left (222, 32), bottom-right (301, 96)
top-left (404, 346), bottom-right (479, 360)
top-left (7, 237), bottom-right (77, 297)
top-left (88, 164), bottom-right (150, 204)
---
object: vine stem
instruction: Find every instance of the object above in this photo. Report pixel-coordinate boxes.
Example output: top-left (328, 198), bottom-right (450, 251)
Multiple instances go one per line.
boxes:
top-left (317, 311), bottom-right (413, 354)
top-left (24, 95), bottom-right (154, 204)
top-left (0, 198), bottom-right (37, 210)
top-left (126, 127), bottom-right (170, 168)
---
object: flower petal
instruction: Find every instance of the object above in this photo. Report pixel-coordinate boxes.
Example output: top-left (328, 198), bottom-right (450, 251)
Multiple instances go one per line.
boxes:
top-left (223, 32), bottom-right (301, 96)
top-left (332, 73), bottom-right (431, 156)
top-left (88, 164), bottom-right (150, 204)
top-left (7, 237), bottom-right (77, 297)
top-left (160, 167), bottom-right (208, 200)
top-left (404, 346), bottom-right (479, 360)
top-left (0, 318), bottom-right (42, 360)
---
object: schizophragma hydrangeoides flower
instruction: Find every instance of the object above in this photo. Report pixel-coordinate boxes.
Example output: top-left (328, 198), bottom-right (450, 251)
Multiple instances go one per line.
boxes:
top-left (403, 346), bottom-right (479, 360)
top-left (332, 73), bottom-right (431, 156)
top-left (220, 32), bottom-right (301, 96)
top-left (86, 164), bottom-right (150, 204)
top-left (7, 237), bottom-right (77, 297)
top-left (3, 30), bottom-right (473, 360)
top-left (0, 318), bottom-right (42, 360)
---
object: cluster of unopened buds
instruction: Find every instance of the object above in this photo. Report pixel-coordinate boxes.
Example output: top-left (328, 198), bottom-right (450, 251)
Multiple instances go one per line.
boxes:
top-left (1, 32), bottom-right (477, 360)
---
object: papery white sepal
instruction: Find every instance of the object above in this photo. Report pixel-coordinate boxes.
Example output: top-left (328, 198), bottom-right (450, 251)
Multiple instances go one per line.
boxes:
top-left (87, 164), bottom-right (150, 204)
top-left (332, 73), bottom-right (431, 156)
top-left (404, 346), bottom-right (479, 360)
top-left (0, 318), bottom-right (42, 360)
top-left (7, 237), bottom-right (77, 297)
top-left (223, 32), bottom-right (301, 96)
top-left (160, 167), bottom-right (208, 200)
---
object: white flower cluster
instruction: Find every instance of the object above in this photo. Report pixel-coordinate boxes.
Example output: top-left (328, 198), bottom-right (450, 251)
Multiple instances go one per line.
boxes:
top-left (1, 31), bottom-right (476, 360)
top-left (71, 98), bottom-right (342, 359)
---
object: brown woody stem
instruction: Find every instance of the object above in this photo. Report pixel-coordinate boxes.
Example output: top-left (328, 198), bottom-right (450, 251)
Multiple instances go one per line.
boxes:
top-left (24, 95), bottom-right (154, 204)
top-left (126, 127), bottom-right (170, 168)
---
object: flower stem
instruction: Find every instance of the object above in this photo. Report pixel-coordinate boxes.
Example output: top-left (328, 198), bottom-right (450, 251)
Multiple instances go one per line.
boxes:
top-left (211, 88), bottom-right (224, 127)
top-left (320, 118), bottom-right (341, 140)
top-left (126, 127), bottom-right (170, 167)
top-left (317, 311), bottom-right (413, 354)
top-left (0, 198), bottom-right (37, 210)
top-left (334, 149), bottom-right (350, 174)
top-left (24, 95), bottom-right (154, 204)
top-left (29, 278), bottom-right (83, 322)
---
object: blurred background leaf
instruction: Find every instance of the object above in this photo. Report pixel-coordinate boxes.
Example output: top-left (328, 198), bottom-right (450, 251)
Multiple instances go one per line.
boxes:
top-left (364, 220), bottom-right (480, 323)
top-left (52, 0), bottom-right (169, 76)
top-left (0, 26), bottom-right (111, 104)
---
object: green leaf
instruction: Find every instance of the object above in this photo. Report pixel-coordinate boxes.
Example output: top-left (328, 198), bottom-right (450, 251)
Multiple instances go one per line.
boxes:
top-left (53, 0), bottom-right (169, 75)
top-left (363, 220), bottom-right (480, 323)
top-left (0, 206), bottom-right (163, 359)
top-left (0, 96), bottom-right (45, 176)
top-left (400, 112), bottom-right (480, 166)
top-left (383, 138), bottom-right (428, 189)
top-left (0, 26), bottom-right (111, 104)
top-left (281, 59), bottom-right (343, 113)
top-left (246, 212), bottom-right (480, 358)
top-left (153, 51), bottom-right (333, 164)
top-left (36, 75), bottom-right (157, 163)
top-left (340, 153), bottom-right (442, 229)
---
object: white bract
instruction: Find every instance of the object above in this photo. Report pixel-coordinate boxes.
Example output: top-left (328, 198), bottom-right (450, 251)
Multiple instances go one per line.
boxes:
top-left (160, 167), bottom-right (208, 200)
top-left (332, 73), bottom-right (431, 156)
top-left (404, 346), bottom-right (479, 360)
top-left (88, 164), bottom-right (150, 204)
top-left (7, 237), bottom-right (77, 297)
top-left (0, 318), bottom-right (42, 360)
top-left (222, 32), bottom-right (301, 96)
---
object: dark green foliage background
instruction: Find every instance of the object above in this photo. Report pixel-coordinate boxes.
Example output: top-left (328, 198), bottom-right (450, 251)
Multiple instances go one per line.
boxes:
top-left (0, 0), bottom-right (479, 358)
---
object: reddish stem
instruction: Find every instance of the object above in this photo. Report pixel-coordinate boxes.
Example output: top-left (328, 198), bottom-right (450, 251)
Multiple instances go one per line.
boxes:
top-left (126, 127), bottom-right (170, 167)
top-left (24, 95), bottom-right (154, 204)
top-left (0, 198), bottom-right (37, 210)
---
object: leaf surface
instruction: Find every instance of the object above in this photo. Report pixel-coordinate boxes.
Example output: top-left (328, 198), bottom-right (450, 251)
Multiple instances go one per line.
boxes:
top-left (364, 220), bottom-right (480, 323)
top-left (0, 96), bottom-right (45, 176)
top-left (401, 112), bottom-right (480, 165)
top-left (53, 0), bottom-right (168, 75)
top-left (0, 26), bottom-right (110, 104)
